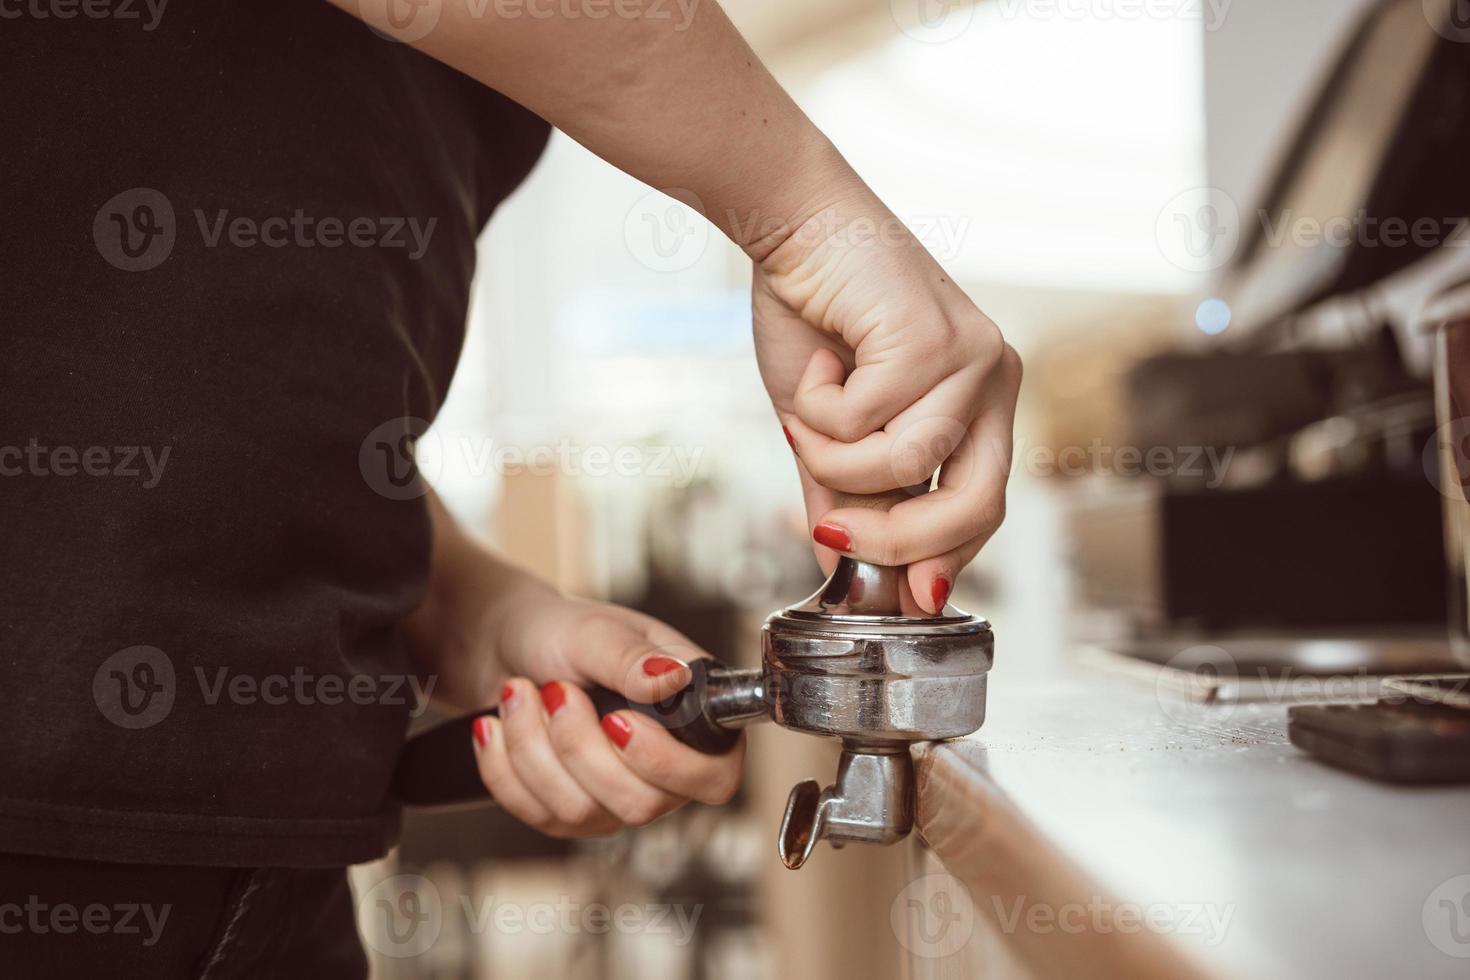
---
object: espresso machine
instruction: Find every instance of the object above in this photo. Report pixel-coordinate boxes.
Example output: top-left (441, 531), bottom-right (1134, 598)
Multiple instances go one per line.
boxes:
top-left (393, 536), bottom-right (994, 869)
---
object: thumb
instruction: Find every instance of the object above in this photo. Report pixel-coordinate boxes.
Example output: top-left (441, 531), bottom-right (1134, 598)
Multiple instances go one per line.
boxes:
top-left (559, 617), bottom-right (706, 706)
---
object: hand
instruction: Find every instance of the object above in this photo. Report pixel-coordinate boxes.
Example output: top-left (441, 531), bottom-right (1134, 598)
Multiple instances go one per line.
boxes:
top-left (752, 190), bottom-right (1022, 613)
top-left (469, 593), bottom-right (745, 838)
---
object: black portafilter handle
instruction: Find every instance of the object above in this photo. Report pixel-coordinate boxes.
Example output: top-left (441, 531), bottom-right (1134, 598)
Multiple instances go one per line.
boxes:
top-left (392, 659), bottom-right (742, 807)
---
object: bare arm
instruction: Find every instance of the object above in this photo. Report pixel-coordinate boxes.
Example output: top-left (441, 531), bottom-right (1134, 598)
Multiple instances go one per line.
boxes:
top-left (335, 0), bottom-right (858, 258)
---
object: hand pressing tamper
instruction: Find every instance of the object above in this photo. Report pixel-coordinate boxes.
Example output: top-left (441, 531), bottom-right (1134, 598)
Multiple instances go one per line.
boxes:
top-left (393, 492), bottom-right (994, 869)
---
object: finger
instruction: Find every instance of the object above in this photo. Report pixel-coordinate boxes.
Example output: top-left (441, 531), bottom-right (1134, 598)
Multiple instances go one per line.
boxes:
top-left (543, 683), bottom-right (683, 827)
top-left (783, 450), bottom-right (840, 576)
top-left (813, 347), bottom-right (1020, 568)
top-left (793, 345), bottom-right (934, 444)
top-left (783, 367), bottom-right (983, 493)
top-left (469, 715), bottom-right (557, 831)
top-left (499, 678), bottom-right (618, 833)
top-left (793, 316), bottom-right (1004, 445)
top-left (907, 532), bottom-right (986, 615)
top-left (560, 614), bottom-right (708, 705)
top-left (602, 710), bottom-right (746, 807)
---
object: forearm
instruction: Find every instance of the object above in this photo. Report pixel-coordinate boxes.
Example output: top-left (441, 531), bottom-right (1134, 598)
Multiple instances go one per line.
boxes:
top-left (330, 0), bottom-right (869, 258)
top-left (403, 490), bottom-right (558, 709)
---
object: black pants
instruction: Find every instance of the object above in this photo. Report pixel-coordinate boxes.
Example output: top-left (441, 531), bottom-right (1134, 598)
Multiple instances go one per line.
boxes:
top-left (0, 853), bottom-right (367, 979)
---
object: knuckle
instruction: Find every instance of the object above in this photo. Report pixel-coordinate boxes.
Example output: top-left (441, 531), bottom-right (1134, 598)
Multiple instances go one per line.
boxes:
top-left (798, 446), bottom-right (842, 485)
top-left (968, 318), bottom-right (1004, 371)
top-left (827, 412), bottom-right (872, 445)
top-left (554, 797), bottom-right (600, 829)
top-left (615, 795), bottom-right (667, 828)
top-left (1000, 342), bottom-right (1023, 381)
top-left (889, 446), bottom-right (935, 487)
top-left (870, 535), bottom-right (904, 568)
top-left (971, 494), bottom-right (1007, 536)
top-left (700, 768), bottom-right (741, 807)
top-left (555, 736), bottom-right (595, 772)
top-left (632, 745), bottom-right (677, 788)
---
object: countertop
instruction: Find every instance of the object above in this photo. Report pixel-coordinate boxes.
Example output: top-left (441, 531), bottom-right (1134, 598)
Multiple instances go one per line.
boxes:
top-left (915, 639), bottom-right (1470, 979)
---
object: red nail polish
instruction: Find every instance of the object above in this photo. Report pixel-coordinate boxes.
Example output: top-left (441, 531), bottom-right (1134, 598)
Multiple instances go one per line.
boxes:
top-left (932, 575), bottom-right (951, 612)
top-left (813, 522), bottom-right (851, 551)
top-left (601, 713), bottom-right (632, 748)
top-left (643, 655), bottom-right (689, 678)
top-left (782, 425), bottom-right (797, 453)
top-left (472, 716), bottom-right (491, 749)
top-left (539, 681), bottom-right (566, 716)
top-left (500, 683), bottom-right (516, 708)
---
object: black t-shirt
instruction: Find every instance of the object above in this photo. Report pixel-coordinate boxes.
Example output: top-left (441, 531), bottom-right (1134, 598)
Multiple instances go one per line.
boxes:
top-left (0, 2), bottom-right (550, 866)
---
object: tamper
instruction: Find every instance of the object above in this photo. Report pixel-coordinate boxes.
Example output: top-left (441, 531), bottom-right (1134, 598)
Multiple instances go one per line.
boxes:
top-left (394, 496), bottom-right (994, 869)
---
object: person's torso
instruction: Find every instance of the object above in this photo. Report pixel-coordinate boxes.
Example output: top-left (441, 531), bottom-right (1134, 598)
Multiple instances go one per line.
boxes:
top-left (0, 0), bottom-right (550, 866)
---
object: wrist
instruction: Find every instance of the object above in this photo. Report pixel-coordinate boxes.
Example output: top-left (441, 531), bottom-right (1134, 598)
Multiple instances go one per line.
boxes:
top-left (730, 135), bottom-right (868, 264)
top-left (407, 542), bottom-right (560, 708)
top-left (748, 179), bottom-right (918, 283)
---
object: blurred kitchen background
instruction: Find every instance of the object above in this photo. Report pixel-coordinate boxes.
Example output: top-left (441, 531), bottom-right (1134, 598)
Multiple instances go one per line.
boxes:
top-left (354, 0), bottom-right (1470, 976)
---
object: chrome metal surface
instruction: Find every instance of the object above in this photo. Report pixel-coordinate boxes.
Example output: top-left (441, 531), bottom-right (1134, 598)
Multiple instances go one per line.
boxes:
top-left (759, 554), bottom-right (993, 867)
top-left (762, 557), bottom-right (993, 744)
top-left (702, 665), bottom-right (768, 728)
top-left (777, 746), bottom-right (915, 870)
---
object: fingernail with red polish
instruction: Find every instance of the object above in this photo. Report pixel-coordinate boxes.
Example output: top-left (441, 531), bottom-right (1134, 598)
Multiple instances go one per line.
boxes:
top-left (813, 522), bottom-right (851, 552)
top-left (472, 716), bottom-right (491, 749)
top-left (643, 655), bottom-right (689, 678)
top-left (931, 575), bottom-right (951, 612)
top-left (602, 713), bottom-right (632, 749)
top-left (500, 683), bottom-right (517, 710)
top-left (539, 681), bottom-right (566, 716)
top-left (782, 425), bottom-right (798, 453)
